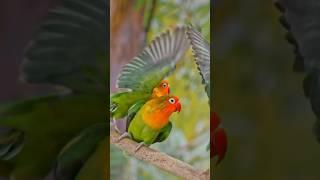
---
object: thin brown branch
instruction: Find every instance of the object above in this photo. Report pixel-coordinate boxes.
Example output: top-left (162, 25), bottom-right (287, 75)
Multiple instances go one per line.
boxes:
top-left (110, 129), bottom-right (210, 180)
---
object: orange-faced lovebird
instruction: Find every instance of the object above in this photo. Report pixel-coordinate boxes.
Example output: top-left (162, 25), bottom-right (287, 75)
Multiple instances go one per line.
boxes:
top-left (118, 95), bottom-right (181, 151)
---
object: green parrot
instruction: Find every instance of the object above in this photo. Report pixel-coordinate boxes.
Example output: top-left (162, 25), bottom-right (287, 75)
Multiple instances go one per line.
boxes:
top-left (117, 95), bottom-right (182, 151)
top-left (110, 26), bottom-right (189, 121)
top-left (0, 0), bottom-right (108, 179)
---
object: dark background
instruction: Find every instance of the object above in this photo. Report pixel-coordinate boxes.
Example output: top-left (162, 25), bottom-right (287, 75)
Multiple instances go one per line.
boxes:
top-left (0, 0), bottom-right (57, 103)
top-left (213, 0), bottom-right (320, 179)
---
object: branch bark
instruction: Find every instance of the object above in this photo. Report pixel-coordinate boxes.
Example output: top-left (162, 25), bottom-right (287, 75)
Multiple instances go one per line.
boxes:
top-left (110, 129), bottom-right (210, 180)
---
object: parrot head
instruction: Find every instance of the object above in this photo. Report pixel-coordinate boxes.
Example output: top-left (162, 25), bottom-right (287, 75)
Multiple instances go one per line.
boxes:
top-left (152, 80), bottom-right (170, 98)
top-left (142, 95), bottom-right (181, 130)
top-left (166, 95), bottom-right (181, 113)
top-left (211, 112), bottom-right (227, 166)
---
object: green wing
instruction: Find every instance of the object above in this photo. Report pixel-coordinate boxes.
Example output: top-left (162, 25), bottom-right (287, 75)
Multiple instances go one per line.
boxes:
top-left (110, 91), bottom-right (149, 119)
top-left (75, 137), bottom-right (108, 180)
top-left (53, 123), bottom-right (107, 180)
top-left (22, 0), bottom-right (107, 93)
top-left (154, 121), bottom-right (172, 143)
top-left (126, 100), bottom-right (146, 131)
top-left (186, 25), bottom-right (210, 98)
top-left (0, 93), bottom-right (106, 179)
top-left (116, 26), bottom-right (189, 93)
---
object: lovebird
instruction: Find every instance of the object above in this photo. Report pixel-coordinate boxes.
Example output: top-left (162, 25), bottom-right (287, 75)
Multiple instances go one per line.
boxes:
top-left (110, 26), bottom-right (189, 121)
top-left (118, 95), bottom-right (181, 151)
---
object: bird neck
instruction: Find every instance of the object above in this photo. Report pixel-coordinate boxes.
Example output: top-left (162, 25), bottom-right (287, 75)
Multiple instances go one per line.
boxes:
top-left (143, 108), bottom-right (172, 130)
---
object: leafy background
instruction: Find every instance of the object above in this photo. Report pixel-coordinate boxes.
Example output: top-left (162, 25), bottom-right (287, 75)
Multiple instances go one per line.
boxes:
top-left (110, 0), bottom-right (210, 179)
top-left (214, 0), bottom-right (320, 179)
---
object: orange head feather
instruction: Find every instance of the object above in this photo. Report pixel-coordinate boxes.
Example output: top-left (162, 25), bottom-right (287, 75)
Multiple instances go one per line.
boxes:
top-left (143, 95), bottom-right (181, 130)
top-left (152, 80), bottom-right (170, 98)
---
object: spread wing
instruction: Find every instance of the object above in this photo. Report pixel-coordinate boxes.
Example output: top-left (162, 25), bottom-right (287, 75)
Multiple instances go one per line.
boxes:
top-left (275, 0), bottom-right (320, 142)
top-left (116, 26), bottom-right (189, 93)
top-left (21, 0), bottom-right (108, 93)
top-left (186, 25), bottom-right (210, 98)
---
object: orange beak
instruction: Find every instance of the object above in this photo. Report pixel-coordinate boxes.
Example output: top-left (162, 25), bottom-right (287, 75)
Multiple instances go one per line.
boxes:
top-left (176, 102), bottom-right (181, 113)
top-left (168, 87), bottom-right (170, 94)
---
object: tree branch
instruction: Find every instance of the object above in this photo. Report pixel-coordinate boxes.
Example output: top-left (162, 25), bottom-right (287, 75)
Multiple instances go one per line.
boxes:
top-left (110, 129), bottom-right (210, 180)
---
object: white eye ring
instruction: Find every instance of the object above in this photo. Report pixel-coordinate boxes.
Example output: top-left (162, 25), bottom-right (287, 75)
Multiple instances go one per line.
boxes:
top-left (162, 83), bottom-right (167, 88)
top-left (168, 98), bottom-right (175, 104)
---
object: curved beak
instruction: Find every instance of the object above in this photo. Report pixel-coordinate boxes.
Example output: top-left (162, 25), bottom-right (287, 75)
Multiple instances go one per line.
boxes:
top-left (176, 102), bottom-right (181, 113)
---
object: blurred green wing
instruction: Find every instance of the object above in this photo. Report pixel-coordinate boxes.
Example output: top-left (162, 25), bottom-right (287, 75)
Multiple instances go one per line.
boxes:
top-left (116, 26), bottom-right (189, 93)
top-left (275, 0), bottom-right (320, 142)
top-left (53, 123), bottom-right (107, 180)
top-left (22, 0), bottom-right (107, 92)
top-left (186, 25), bottom-right (210, 98)
top-left (75, 137), bottom-right (108, 180)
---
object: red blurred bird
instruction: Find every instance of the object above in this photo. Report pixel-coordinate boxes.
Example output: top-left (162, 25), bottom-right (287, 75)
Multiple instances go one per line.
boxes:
top-left (211, 112), bottom-right (227, 166)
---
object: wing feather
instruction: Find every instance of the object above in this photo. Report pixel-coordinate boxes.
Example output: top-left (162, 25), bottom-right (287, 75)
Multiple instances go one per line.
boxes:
top-left (116, 26), bottom-right (189, 93)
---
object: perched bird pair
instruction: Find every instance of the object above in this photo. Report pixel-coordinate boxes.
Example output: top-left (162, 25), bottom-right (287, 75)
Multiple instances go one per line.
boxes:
top-left (110, 26), bottom-right (188, 151)
top-left (111, 25), bottom-right (228, 165)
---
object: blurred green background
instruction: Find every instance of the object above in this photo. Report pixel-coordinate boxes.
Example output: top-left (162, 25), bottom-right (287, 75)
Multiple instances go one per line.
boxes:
top-left (213, 0), bottom-right (320, 179)
top-left (110, 0), bottom-right (210, 179)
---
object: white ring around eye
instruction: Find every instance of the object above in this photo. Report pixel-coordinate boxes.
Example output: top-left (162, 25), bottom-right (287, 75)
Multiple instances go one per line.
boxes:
top-left (162, 83), bottom-right (167, 88)
top-left (168, 98), bottom-right (175, 104)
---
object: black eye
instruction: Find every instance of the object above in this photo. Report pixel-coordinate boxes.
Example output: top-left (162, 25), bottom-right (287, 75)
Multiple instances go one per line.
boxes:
top-left (162, 83), bottom-right (167, 88)
top-left (168, 98), bottom-right (175, 104)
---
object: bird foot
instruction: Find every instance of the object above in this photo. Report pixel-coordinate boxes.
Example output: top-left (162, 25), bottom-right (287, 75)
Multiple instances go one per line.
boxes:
top-left (114, 125), bottom-right (121, 134)
top-left (112, 119), bottom-right (122, 133)
top-left (116, 132), bottom-right (130, 142)
top-left (134, 142), bottom-right (145, 152)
